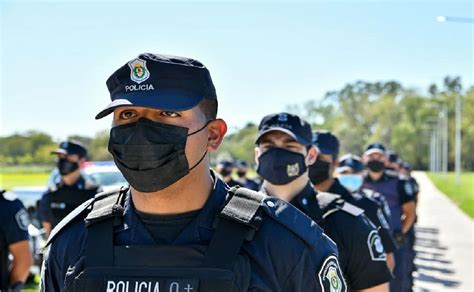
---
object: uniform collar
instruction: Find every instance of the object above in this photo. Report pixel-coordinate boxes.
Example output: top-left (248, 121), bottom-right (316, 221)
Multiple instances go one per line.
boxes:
top-left (115, 170), bottom-right (227, 245)
top-left (56, 175), bottom-right (86, 189)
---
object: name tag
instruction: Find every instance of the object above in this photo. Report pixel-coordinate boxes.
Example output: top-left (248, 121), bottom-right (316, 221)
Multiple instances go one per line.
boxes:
top-left (104, 278), bottom-right (199, 292)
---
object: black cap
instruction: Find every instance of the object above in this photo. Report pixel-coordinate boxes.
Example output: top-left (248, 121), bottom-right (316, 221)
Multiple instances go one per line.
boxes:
top-left (387, 151), bottom-right (399, 163)
top-left (364, 143), bottom-right (386, 156)
top-left (401, 161), bottom-right (412, 171)
top-left (312, 130), bottom-right (339, 156)
top-left (51, 140), bottom-right (87, 157)
top-left (96, 53), bottom-right (217, 119)
top-left (255, 113), bottom-right (312, 146)
top-left (218, 160), bottom-right (234, 168)
top-left (337, 154), bottom-right (364, 173)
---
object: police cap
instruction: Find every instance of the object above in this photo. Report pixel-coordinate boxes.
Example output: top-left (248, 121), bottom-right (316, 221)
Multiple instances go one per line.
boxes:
top-left (364, 143), bottom-right (386, 156)
top-left (312, 130), bottom-right (339, 156)
top-left (255, 113), bottom-right (312, 146)
top-left (337, 154), bottom-right (364, 173)
top-left (51, 140), bottom-right (87, 157)
top-left (95, 53), bottom-right (217, 119)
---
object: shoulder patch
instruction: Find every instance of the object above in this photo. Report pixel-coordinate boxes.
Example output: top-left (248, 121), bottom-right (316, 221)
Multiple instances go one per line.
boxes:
top-left (15, 209), bottom-right (29, 231)
top-left (403, 181), bottom-right (415, 196)
top-left (367, 230), bottom-right (386, 261)
top-left (337, 202), bottom-right (364, 217)
top-left (377, 208), bottom-right (390, 229)
top-left (318, 255), bottom-right (347, 292)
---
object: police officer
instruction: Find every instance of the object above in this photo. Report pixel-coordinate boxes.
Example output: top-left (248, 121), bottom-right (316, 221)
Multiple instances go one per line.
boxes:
top-left (38, 140), bottom-right (100, 235)
top-left (385, 151), bottom-right (401, 176)
top-left (308, 131), bottom-right (397, 272)
top-left (215, 160), bottom-right (242, 187)
top-left (0, 190), bottom-right (33, 292)
top-left (41, 53), bottom-right (340, 292)
top-left (255, 113), bottom-right (391, 292)
top-left (335, 153), bottom-right (398, 271)
top-left (399, 161), bottom-right (419, 291)
top-left (362, 143), bottom-right (417, 292)
top-left (234, 160), bottom-right (260, 191)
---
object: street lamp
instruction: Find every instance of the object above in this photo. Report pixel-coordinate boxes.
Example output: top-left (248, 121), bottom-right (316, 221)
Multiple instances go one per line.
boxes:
top-left (435, 16), bottom-right (471, 185)
top-left (436, 16), bottom-right (474, 24)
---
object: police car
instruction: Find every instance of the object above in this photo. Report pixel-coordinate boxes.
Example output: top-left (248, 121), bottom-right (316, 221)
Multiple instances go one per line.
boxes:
top-left (47, 161), bottom-right (127, 192)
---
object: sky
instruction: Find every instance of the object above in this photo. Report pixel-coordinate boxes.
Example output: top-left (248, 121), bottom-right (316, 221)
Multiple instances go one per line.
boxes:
top-left (1, 0), bottom-right (473, 140)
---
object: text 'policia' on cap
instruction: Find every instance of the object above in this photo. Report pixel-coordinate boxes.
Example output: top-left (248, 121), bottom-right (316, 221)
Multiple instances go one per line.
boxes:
top-left (95, 53), bottom-right (217, 119)
top-left (255, 113), bottom-right (313, 146)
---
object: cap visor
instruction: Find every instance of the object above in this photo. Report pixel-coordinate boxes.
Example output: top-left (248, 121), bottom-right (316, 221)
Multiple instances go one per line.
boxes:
top-left (255, 127), bottom-right (310, 145)
top-left (95, 89), bottom-right (204, 119)
top-left (364, 149), bottom-right (385, 156)
top-left (336, 166), bottom-right (352, 173)
top-left (50, 148), bottom-right (68, 155)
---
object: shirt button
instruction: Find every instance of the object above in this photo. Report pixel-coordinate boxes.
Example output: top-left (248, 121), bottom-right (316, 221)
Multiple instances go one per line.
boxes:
top-left (302, 198), bottom-right (308, 205)
top-left (266, 201), bottom-right (275, 207)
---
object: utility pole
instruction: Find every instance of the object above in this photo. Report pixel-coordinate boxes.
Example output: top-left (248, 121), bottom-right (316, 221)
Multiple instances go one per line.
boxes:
top-left (455, 94), bottom-right (462, 185)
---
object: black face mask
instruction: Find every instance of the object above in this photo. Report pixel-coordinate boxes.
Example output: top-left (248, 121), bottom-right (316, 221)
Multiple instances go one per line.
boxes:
top-left (257, 148), bottom-right (307, 185)
top-left (237, 170), bottom-right (247, 178)
top-left (220, 168), bottom-right (232, 177)
top-left (308, 157), bottom-right (331, 184)
top-left (367, 160), bottom-right (385, 172)
top-left (57, 158), bottom-right (79, 175)
top-left (108, 118), bottom-right (208, 193)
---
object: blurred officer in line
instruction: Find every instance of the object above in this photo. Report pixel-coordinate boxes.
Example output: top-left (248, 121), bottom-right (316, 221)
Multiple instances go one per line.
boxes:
top-left (0, 190), bottom-right (33, 292)
top-left (216, 160), bottom-right (243, 187)
top-left (363, 143), bottom-right (417, 292)
top-left (399, 161), bottom-right (420, 291)
top-left (385, 151), bottom-right (401, 176)
top-left (38, 141), bottom-right (100, 235)
top-left (255, 113), bottom-right (391, 292)
top-left (308, 131), bottom-right (396, 271)
top-left (234, 160), bottom-right (260, 191)
top-left (335, 153), bottom-right (398, 272)
top-left (41, 53), bottom-right (340, 291)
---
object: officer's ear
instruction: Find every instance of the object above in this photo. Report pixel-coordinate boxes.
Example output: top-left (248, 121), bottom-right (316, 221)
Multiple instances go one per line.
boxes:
top-left (306, 145), bottom-right (318, 166)
top-left (254, 147), bottom-right (261, 165)
top-left (206, 119), bottom-right (227, 152)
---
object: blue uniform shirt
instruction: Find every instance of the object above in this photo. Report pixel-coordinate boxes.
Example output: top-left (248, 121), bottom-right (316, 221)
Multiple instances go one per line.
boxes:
top-left (0, 194), bottom-right (30, 246)
top-left (41, 174), bottom-right (340, 291)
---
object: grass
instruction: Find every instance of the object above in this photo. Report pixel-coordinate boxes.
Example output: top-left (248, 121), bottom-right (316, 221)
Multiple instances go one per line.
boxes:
top-left (427, 172), bottom-right (474, 218)
top-left (0, 172), bottom-right (50, 190)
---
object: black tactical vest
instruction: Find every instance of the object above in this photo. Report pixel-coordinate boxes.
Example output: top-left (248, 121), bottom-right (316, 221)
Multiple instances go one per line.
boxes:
top-left (0, 230), bottom-right (8, 290)
top-left (67, 186), bottom-right (265, 292)
top-left (49, 186), bottom-right (98, 228)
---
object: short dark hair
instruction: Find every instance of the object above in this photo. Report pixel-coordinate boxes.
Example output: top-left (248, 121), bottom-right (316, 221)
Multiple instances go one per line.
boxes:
top-left (198, 98), bottom-right (218, 121)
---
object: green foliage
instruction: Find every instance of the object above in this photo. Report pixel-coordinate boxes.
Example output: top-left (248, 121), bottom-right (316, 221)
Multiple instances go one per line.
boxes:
top-left (427, 172), bottom-right (474, 218)
top-left (215, 123), bottom-right (258, 166)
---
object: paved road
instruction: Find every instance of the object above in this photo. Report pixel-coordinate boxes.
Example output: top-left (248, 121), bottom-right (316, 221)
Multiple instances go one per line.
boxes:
top-left (412, 171), bottom-right (474, 292)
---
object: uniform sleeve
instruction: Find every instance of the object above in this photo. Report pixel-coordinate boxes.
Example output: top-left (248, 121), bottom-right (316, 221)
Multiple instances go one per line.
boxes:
top-left (3, 201), bottom-right (30, 245)
top-left (346, 215), bottom-right (392, 289)
top-left (40, 246), bottom-right (64, 292)
top-left (365, 201), bottom-right (398, 253)
top-left (38, 192), bottom-right (52, 223)
top-left (283, 235), bottom-right (346, 292)
top-left (398, 179), bottom-right (416, 204)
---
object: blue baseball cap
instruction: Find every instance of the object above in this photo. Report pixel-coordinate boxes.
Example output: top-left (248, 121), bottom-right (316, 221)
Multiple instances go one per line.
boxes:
top-left (312, 130), bottom-right (339, 156)
top-left (255, 113), bottom-right (313, 146)
top-left (364, 143), bottom-right (386, 156)
top-left (337, 154), bottom-right (364, 173)
top-left (95, 53), bottom-right (217, 119)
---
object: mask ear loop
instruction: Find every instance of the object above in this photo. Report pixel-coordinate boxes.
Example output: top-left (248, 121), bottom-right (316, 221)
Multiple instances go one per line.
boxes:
top-left (187, 120), bottom-right (214, 172)
top-left (188, 120), bottom-right (213, 136)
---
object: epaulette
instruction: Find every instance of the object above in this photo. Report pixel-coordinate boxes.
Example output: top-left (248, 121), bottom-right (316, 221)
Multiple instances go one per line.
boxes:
top-left (317, 192), bottom-right (364, 219)
top-left (44, 186), bottom-right (127, 248)
top-left (384, 169), bottom-right (399, 178)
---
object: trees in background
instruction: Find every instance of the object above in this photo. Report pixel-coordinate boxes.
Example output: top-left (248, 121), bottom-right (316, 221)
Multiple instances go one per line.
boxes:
top-left (1, 76), bottom-right (472, 170)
